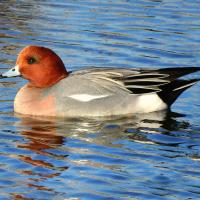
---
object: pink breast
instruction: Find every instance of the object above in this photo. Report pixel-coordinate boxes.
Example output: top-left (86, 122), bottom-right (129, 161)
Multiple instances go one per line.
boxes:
top-left (14, 84), bottom-right (56, 116)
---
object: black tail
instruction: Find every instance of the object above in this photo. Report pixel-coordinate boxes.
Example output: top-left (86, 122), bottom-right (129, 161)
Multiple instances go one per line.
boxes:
top-left (157, 67), bottom-right (200, 80)
top-left (158, 79), bottom-right (200, 106)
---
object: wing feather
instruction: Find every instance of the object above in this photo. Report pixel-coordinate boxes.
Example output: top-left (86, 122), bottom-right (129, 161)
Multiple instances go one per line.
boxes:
top-left (71, 67), bottom-right (200, 95)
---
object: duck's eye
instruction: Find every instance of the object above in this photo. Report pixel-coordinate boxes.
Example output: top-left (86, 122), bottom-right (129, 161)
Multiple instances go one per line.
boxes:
top-left (27, 57), bottom-right (36, 64)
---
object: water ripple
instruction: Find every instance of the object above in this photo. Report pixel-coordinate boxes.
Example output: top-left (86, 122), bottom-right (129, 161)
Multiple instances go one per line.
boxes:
top-left (0, 0), bottom-right (200, 199)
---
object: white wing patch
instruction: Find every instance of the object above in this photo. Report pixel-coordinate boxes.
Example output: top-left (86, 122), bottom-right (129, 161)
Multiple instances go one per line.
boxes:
top-left (69, 94), bottom-right (110, 102)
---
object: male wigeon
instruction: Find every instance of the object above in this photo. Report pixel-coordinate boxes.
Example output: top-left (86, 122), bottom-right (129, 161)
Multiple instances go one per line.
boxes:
top-left (1, 46), bottom-right (199, 117)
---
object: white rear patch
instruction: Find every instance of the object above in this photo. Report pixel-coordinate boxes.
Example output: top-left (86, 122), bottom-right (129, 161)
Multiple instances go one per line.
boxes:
top-left (69, 94), bottom-right (109, 102)
top-left (136, 93), bottom-right (167, 113)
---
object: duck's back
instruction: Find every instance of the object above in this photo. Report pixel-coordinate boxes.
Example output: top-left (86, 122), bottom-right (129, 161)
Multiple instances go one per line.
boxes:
top-left (46, 68), bottom-right (167, 117)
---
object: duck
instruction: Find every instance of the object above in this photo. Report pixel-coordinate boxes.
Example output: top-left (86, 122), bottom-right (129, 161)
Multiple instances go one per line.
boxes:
top-left (1, 45), bottom-right (199, 117)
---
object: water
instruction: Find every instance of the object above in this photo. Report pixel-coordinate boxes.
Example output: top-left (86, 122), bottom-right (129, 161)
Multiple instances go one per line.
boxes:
top-left (0, 0), bottom-right (200, 199)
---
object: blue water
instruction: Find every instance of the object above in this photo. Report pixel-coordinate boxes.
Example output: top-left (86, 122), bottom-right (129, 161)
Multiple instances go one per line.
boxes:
top-left (0, 0), bottom-right (200, 199)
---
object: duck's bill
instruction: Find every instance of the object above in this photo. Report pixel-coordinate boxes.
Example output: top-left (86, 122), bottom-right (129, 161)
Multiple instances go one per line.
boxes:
top-left (1, 65), bottom-right (21, 78)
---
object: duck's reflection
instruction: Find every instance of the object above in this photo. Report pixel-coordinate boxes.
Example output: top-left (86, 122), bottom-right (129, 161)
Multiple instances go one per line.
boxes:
top-left (16, 109), bottom-right (189, 151)
top-left (15, 110), bottom-right (189, 168)
top-left (13, 110), bottom-right (189, 197)
top-left (13, 115), bottom-right (68, 197)
top-left (18, 117), bottom-right (65, 154)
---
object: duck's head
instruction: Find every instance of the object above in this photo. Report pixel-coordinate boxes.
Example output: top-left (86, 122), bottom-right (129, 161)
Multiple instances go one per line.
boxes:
top-left (1, 46), bottom-right (68, 88)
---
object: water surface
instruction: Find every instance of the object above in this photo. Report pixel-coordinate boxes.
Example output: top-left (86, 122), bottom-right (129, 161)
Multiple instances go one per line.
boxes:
top-left (0, 0), bottom-right (200, 199)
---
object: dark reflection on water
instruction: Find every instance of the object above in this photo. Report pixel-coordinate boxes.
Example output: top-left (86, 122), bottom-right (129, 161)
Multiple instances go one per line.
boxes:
top-left (1, 0), bottom-right (200, 199)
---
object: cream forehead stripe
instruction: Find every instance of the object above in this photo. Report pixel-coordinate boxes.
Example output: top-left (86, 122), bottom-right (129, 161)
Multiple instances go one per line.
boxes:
top-left (69, 94), bottom-right (110, 102)
top-left (2, 65), bottom-right (20, 77)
